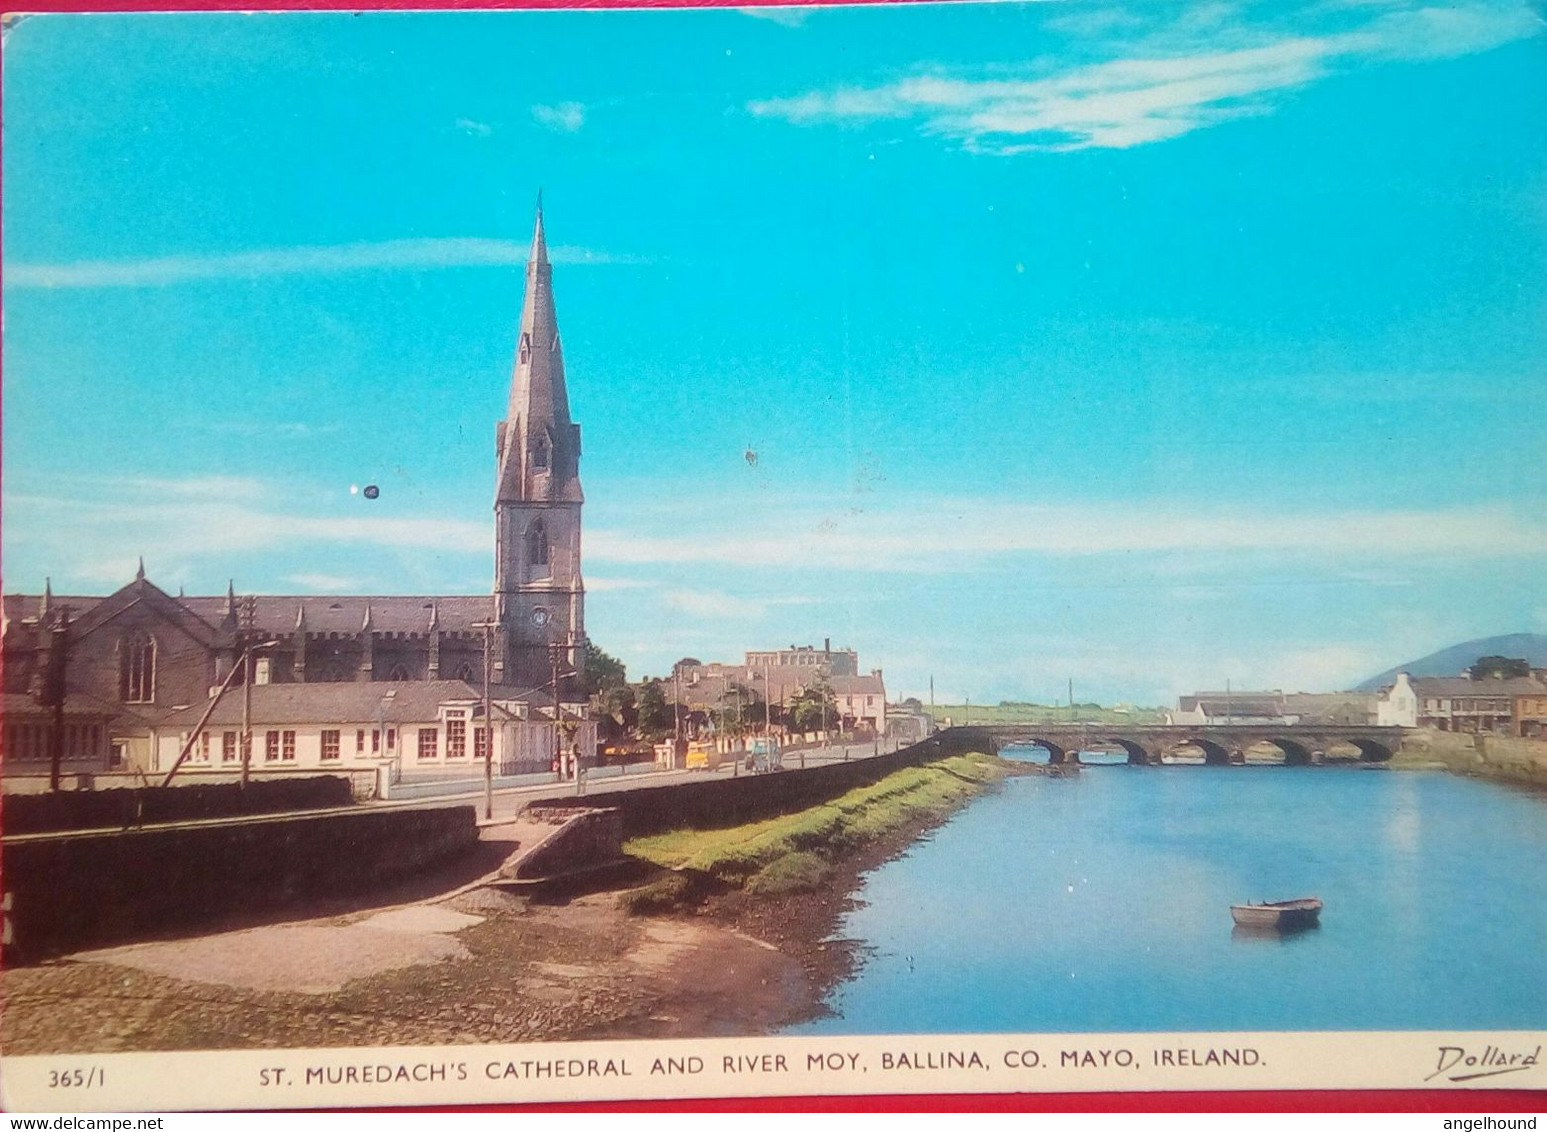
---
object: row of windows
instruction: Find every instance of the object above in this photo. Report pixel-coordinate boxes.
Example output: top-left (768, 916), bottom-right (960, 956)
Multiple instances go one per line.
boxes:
top-left (180, 724), bottom-right (492, 763)
top-left (415, 720), bottom-right (492, 761)
top-left (1423, 699), bottom-right (1511, 712)
top-left (3, 722), bottom-right (106, 761)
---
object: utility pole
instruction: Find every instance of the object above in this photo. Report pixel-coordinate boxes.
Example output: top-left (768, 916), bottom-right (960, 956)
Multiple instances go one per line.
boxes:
top-left (43, 613), bottom-right (69, 792)
top-left (477, 620), bottom-right (495, 820)
top-left (240, 645), bottom-right (254, 787)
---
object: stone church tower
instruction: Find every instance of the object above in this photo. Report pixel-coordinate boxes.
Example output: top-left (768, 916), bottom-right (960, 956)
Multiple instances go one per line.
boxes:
top-left (494, 201), bottom-right (586, 690)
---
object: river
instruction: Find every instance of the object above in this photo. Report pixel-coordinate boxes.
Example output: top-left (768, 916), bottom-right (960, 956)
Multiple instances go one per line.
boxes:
top-left (791, 751), bottom-right (1547, 1034)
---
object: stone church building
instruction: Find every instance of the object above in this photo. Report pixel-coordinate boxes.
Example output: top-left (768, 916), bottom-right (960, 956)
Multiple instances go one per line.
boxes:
top-left (2, 205), bottom-right (593, 781)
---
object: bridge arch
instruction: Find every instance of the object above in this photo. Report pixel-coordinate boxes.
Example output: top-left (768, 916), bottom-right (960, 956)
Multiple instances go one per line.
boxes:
top-left (1167, 738), bottom-right (1235, 766)
top-left (1347, 738), bottom-right (1394, 763)
top-left (1017, 738), bottom-right (1069, 765)
top-left (1102, 738), bottom-right (1155, 766)
top-left (1264, 737), bottom-right (1314, 766)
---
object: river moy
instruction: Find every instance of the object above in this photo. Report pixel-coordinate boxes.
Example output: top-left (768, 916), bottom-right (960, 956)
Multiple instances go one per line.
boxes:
top-left (792, 749), bottom-right (1547, 1034)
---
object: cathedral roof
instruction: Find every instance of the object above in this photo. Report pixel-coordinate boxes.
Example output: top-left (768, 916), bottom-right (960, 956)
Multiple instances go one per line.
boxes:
top-left (2, 591), bottom-right (498, 638)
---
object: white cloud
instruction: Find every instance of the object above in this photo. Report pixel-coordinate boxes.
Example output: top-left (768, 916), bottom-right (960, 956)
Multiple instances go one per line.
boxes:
top-left (747, 1), bottom-right (1543, 152)
top-left (737, 6), bottom-right (811, 28)
top-left (531, 101), bottom-right (586, 133)
top-left (585, 576), bottom-right (656, 593)
top-left (454, 117), bottom-right (493, 137)
top-left (5, 477), bottom-right (488, 582)
top-left (588, 496), bottom-right (1547, 573)
top-left (4, 237), bottom-right (644, 290)
top-left (664, 588), bottom-right (771, 621)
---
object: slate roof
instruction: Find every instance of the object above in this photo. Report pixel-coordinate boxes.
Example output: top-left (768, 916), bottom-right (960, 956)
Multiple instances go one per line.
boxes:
top-left (4, 592), bottom-right (498, 637)
top-left (1407, 676), bottom-right (1547, 697)
top-left (831, 674), bottom-right (886, 697)
top-left (158, 680), bottom-right (552, 728)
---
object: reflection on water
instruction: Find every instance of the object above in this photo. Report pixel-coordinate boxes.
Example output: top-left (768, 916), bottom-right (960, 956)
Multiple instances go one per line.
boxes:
top-left (790, 756), bottom-right (1547, 1034)
top-left (1230, 923), bottom-right (1321, 945)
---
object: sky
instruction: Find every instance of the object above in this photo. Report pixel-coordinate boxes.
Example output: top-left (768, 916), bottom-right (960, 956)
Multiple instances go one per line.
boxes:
top-left (3, 0), bottom-right (1545, 705)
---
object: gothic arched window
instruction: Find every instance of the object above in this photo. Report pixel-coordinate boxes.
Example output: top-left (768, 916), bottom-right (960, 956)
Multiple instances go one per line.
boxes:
top-left (518, 333), bottom-right (531, 365)
top-left (527, 520), bottom-right (550, 574)
top-left (387, 663), bottom-right (411, 682)
top-left (454, 661), bottom-right (476, 683)
top-left (533, 432), bottom-right (550, 469)
top-left (120, 631), bottom-right (156, 703)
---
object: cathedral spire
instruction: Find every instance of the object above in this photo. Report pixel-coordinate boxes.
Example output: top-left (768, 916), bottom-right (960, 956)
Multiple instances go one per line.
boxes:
top-left (530, 189), bottom-right (548, 267)
top-left (495, 199), bottom-right (582, 508)
top-left (39, 578), bottom-right (52, 621)
top-left (135, 556), bottom-right (146, 582)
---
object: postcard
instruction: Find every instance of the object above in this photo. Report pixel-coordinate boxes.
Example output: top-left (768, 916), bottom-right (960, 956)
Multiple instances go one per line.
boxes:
top-left (2, 0), bottom-right (1545, 1113)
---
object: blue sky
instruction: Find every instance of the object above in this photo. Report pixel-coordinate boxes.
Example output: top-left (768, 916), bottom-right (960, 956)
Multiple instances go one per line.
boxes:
top-left (4, 0), bottom-right (1545, 704)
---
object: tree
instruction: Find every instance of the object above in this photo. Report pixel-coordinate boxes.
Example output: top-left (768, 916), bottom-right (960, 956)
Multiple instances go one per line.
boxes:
top-left (635, 679), bottom-right (675, 739)
top-left (787, 681), bottom-right (837, 732)
top-left (581, 640), bottom-right (627, 698)
top-left (1469, 656), bottom-right (1531, 680)
top-left (594, 683), bottom-right (637, 744)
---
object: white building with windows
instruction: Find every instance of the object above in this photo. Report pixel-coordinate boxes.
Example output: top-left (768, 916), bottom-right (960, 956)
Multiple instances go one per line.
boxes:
top-left (154, 679), bottom-right (595, 784)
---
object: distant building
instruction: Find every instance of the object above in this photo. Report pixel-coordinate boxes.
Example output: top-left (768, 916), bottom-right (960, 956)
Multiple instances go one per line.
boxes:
top-left (744, 641), bottom-right (858, 677)
top-left (1283, 691), bottom-right (1377, 725)
top-left (1168, 691), bottom-right (1291, 725)
top-left (1375, 672), bottom-right (1547, 733)
top-left (832, 672), bottom-right (887, 734)
top-left (1170, 688), bottom-right (1378, 726)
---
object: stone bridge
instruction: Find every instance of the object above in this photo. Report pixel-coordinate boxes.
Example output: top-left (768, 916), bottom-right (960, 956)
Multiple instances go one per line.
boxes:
top-left (978, 723), bottom-right (1406, 766)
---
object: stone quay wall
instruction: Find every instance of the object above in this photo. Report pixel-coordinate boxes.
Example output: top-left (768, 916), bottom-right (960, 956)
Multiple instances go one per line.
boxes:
top-left (2, 775), bottom-right (357, 835)
top-left (3, 804), bottom-right (478, 959)
top-left (506, 806), bottom-right (626, 880)
top-left (1398, 728), bottom-right (1547, 789)
top-left (536, 728), bottom-right (996, 838)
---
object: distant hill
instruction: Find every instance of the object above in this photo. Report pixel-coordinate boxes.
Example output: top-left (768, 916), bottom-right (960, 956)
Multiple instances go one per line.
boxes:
top-left (1356, 633), bottom-right (1547, 692)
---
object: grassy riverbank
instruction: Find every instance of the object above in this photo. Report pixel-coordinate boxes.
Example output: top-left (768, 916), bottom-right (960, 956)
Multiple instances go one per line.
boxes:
top-left (621, 752), bottom-right (1012, 910)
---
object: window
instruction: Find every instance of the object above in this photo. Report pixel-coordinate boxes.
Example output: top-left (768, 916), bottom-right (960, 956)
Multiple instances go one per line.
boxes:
top-left (372, 728), bottom-right (382, 753)
top-left (454, 661), bottom-right (476, 683)
top-left (120, 631), bottom-right (156, 703)
top-left (265, 731), bottom-right (280, 762)
top-left (533, 433), bottom-right (550, 469)
top-left (518, 332), bottom-right (531, 365)
top-left (527, 520), bottom-right (550, 571)
top-left (222, 732), bottom-right (238, 762)
top-left (321, 730), bottom-right (341, 761)
top-left (254, 657), bottom-right (272, 685)
top-left (417, 728), bottom-right (439, 760)
top-left (387, 663), bottom-right (411, 681)
top-left (356, 729), bottom-right (366, 755)
top-left (474, 726), bottom-right (490, 762)
top-left (110, 741), bottom-right (128, 769)
top-left (195, 732), bottom-right (211, 763)
top-left (386, 728), bottom-right (397, 750)
top-left (282, 731), bottom-right (296, 761)
top-left (447, 719), bottom-right (466, 759)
